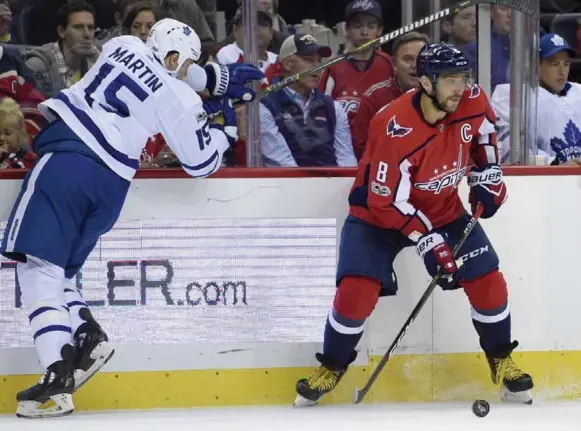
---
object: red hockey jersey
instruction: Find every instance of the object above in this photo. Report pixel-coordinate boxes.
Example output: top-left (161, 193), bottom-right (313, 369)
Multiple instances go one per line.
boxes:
top-left (318, 50), bottom-right (394, 123)
top-left (348, 84), bottom-right (498, 240)
top-left (350, 77), bottom-right (403, 160)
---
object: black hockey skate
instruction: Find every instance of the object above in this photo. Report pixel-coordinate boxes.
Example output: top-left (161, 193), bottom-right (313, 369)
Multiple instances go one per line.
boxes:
top-left (294, 352), bottom-right (357, 407)
top-left (16, 345), bottom-right (75, 419)
top-left (486, 341), bottom-right (534, 404)
top-left (73, 308), bottom-right (115, 391)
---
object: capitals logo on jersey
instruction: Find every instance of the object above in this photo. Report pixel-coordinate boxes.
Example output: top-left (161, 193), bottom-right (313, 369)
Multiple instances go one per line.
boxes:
top-left (337, 90), bottom-right (361, 115)
top-left (469, 84), bottom-right (480, 99)
top-left (386, 115), bottom-right (412, 138)
top-left (550, 119), bottom-right (581, 163)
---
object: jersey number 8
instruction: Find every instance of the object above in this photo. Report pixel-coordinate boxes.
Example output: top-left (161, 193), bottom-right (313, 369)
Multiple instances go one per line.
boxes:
top-left (84, 62), bottom-right (149, 118)
top-left (376, 161), bottom-right (388, 183)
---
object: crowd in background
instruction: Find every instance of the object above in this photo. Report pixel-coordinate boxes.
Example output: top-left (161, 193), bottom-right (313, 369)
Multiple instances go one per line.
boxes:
top-left (0, 0), bottom-right (576, 169)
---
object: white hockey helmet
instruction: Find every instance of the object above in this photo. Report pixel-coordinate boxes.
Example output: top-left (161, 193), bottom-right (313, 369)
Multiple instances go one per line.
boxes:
top-left (146, 18), bottom-right (202, 76)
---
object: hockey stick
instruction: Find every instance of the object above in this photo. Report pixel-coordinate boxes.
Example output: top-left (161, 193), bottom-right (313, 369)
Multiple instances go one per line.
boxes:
top-left (352, 204), bottom-right (485, 404)
top-left (254, 0), bottom-right (537, 100)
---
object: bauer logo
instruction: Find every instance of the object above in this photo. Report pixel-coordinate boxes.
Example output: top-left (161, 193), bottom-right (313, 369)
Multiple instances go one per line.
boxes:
top-left (0, 218), bottom-right (336, 347)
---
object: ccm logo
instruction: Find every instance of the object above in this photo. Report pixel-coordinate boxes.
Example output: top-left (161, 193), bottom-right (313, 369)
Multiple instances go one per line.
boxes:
top-left (458, 245), bottom-right (489, 262)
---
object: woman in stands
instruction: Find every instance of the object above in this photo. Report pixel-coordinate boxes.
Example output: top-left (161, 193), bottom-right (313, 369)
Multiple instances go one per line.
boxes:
top-left (122, 1), bottom-right (158, 43)
top-left (0, 97), bottom-right (37, 168)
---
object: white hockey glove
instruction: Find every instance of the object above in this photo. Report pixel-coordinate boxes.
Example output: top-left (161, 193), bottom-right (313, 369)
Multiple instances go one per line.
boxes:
top-left (204, 62), bottom-right (264, 102)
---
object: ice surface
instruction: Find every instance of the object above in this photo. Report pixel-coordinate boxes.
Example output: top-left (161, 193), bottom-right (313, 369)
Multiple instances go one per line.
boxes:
top-left (0, 401), bottom-right (579, 431)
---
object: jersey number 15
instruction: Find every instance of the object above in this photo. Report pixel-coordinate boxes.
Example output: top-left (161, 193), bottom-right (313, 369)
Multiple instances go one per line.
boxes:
top-left (84, 62), bottom-right (149, 118)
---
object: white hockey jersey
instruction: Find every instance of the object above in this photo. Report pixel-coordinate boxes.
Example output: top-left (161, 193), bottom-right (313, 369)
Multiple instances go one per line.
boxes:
top-left (39, 36), bottom-right (230, 180)
top-left (491, 82), bottom-right (581, 164)
top-left (216, 42), bottom-right (277, 72)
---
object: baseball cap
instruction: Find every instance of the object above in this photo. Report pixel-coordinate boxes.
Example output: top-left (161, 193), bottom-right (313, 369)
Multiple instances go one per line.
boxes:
top-left (232, 5), bottom-right (273, 26)
top-left (345, 0), bottom-right (382, 21)
top-left (539, 33), bottom-right (575, 59)
top-left (279, 34), bottom-right (332, 59)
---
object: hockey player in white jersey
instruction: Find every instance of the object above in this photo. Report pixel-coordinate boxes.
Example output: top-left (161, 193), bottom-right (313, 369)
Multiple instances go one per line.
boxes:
top-left (0, 18), bottom-right (264, 419)
top-left (491, 33), bottom-right (581, 164)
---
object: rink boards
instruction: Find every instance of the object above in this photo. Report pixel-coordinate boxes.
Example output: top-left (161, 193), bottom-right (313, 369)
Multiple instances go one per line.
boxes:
top-left (0, 170), bottom-right (580, 412)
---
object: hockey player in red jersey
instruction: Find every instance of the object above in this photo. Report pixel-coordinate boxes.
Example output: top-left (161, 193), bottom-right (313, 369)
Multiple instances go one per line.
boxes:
top-left (350, 31), bottom-right (430, 159)
top-left (318, 0), bottom-right (394, 123)
top-left (295, 43), bottom-right (534, 407)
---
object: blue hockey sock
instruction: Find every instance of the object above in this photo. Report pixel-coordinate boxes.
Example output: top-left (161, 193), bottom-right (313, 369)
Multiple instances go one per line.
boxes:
top-left (471, 302), bottom-right (511, 354)
top-left (322, 307), bottom-right (364, 368)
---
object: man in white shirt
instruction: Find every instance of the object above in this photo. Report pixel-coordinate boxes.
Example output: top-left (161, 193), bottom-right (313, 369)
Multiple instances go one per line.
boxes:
top-left (491, 33), bottom-right (581, 165)
top-left (216, 6), bottom-right (278, 73)
top-left (259, 34), bottom-right (357, 167)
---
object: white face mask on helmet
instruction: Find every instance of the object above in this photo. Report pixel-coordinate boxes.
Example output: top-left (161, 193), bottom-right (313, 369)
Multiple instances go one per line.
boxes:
top-left (146, 18), bottom-right (202, 77)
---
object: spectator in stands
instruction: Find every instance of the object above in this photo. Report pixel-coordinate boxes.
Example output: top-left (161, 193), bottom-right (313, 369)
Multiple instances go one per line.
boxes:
top-left (259, 34), bottom-right (357, 167)
top-left (350, 31), bottom-right (429, 159)
top-left (45, 2), bottom-right (100, 91)
top-left (463, 5), bottom-right (511, 91)
top-left (491, 33), bottom-right (581, 165)
top-left (441, 5), bottom-right (476, 51)
top-left (159, 0), bottom-right (214, 44)
top-left (216, 6), bottom-right (277, 73)
top-left (318, 0), bottom-right (394, 125)
top-left (122, 2), bottom-right (158, 42)
top-left (257, 0), bottom-right (289, 34)
top-left (218, 0), bottom-right (289, 56)
top-left (0, 97), bottom-right (37, 169)
top-left (0, 0), bottom-right (12, 43)
top-left (196, 0), bottom-right (217, 38)
top-left (0, 45), bottom-right (45, 108)
top-left (95, 0), bottom-right (142, 48)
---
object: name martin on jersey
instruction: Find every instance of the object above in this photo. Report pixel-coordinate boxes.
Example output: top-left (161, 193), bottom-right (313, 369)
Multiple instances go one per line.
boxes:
top-left (108, 46), bottom-right (164, 93)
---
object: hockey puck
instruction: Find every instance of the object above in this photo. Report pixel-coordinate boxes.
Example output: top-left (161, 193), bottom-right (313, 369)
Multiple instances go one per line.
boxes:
top-left (472, 399), bottom-right (490, 417)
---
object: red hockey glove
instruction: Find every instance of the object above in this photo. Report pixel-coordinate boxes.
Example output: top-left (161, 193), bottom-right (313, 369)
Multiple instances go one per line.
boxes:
top-left (467, 164), bottom-right (507, 219)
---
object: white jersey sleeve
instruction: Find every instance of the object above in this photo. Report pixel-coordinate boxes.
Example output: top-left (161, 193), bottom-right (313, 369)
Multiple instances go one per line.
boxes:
top-left (39, 35), bottom-right (229, 180)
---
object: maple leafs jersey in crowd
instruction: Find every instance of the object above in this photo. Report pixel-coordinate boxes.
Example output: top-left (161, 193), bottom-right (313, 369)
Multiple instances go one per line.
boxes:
top-left (348, 85), bottom-right (498, 241)
top-left (491, 82), bottom-right (581, 164)
top-left (318, 50), bottom-right (394, 123)
top-left (38, 35), bottom-right (230, 181)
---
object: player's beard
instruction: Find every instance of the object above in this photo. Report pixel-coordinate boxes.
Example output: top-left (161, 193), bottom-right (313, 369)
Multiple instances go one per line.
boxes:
top-left (432, 90), bottom-right (461, 114)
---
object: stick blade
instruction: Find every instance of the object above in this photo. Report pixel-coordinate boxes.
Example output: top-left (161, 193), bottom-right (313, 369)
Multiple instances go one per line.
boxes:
top-left (352, 386), bottom-right (365, 404)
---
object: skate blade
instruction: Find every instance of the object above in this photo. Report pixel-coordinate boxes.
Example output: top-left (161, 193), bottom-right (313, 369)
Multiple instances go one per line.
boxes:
top-left (293, 393), bottom-right (319, 408)
top-left (74, 342), bottom-right (115, 391)
top-left (16, 393), bottom-right (74, 419)
top-left (501, 388), bottom-right (533, 405)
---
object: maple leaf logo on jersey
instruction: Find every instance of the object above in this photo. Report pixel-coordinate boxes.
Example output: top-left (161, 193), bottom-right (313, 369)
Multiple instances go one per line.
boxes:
top-left (183, 26), bottom-right (192, 36)
top-left (550, 120), bottom-right (581, 164)
top-left (551, 34), bottom-right (566, 47)
top-left (387, 115), bottom-right (413, 138)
